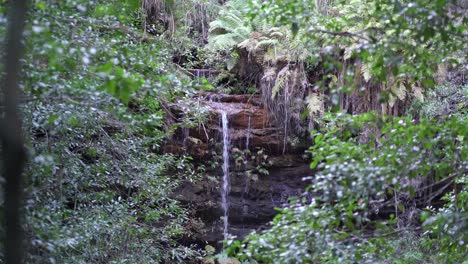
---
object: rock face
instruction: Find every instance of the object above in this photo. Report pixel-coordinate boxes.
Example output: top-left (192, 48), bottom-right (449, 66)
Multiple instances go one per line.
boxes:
top-left (163, 93), bottom-right (309, 157)
top-left (164, 93), bottom-right (313, 247)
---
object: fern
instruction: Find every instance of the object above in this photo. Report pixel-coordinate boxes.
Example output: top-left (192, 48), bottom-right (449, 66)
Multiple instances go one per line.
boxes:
top-left (344, 43), bottom-right (357, 60)
top-left (226, 52), bottom-right (239, 71)
top-left (361, 62), bottom-right (372, 82)
top-left (232, 26), bottom-right (251, 39)
top-left (208, 13), bottom-right (243, 34)
top-left (238, 38), bottom-right (258, 52)
top-left (307, 93), bottom-right (324, 115)
top-left (392, 79), bottom-right (407, 101)
top-left (205, 0), bottom-right (251, 53)
top-left (271, 66), bottom-right (291, 99)
top-left (387, 78), bottom-right (409, 107)
top-left (263, 48), bottom-right (278, 63)
top-left (207, 33), bottom-right (243, 50)
top-left (255, 39), bottom-right (279, 50)
top-left (251, 10), bottom-right (271, 32)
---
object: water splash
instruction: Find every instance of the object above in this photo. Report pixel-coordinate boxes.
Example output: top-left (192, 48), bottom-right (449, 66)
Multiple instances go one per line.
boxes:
top-left (221, 111), bottom-right (230, 240)
top-left (182, 126), bottom-right (189, 152)
top-left (246, 115), bottom-right (251, 150)
top-left (196, 69), bottom-right (200, 84)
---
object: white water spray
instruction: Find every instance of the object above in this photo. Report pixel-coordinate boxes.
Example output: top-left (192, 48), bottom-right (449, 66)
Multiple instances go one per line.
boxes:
top-left (221, 111), bottom-right (230, 240)
top-left (246, 115), bottom-right (251, 150)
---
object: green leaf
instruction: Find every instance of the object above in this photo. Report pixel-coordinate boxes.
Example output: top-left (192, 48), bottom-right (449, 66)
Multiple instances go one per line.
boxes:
top-left (47, 114), bottom-right (59, 124)
top-left (35, 1), bottom-right (47, 12)
top-left (314, 134), bottom-right (324, 144)
top-left (310, 159), bottom-right (319, 169)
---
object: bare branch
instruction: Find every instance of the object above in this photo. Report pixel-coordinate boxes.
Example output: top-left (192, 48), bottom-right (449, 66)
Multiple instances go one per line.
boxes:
top-left (309, 29), bottom-right (372, 42)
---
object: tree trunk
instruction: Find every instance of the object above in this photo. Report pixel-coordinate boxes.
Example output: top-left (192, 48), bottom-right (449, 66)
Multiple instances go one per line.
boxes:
top-left (1, 1), bottom-right (28, 263)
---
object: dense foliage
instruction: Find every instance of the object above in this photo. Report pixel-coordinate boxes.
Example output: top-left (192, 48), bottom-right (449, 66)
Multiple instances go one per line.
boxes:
top-left (221, 0), bottom-right (467, 263)
top-left (248, 0), bottom-right (467, 90)
top-left (1, 0), bottom-right (211, 262)
top-left (228, 99), bottom-right (467, 262)
top-left (1, 0), bottom-right (467, 263)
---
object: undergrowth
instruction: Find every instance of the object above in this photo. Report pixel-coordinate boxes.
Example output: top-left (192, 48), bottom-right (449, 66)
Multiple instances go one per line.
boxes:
top-left (1, 0), bottom-right (212, 262)
top-left (227, 84), bottom-right (468, 263)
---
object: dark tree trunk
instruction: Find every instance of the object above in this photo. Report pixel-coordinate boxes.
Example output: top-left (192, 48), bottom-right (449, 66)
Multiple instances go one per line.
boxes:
top-left (1, 1), bottom-right (28, 263)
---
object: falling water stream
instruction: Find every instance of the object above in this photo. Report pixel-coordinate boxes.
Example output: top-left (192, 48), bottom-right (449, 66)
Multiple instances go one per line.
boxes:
top-left (221, 111), bottom-right (230, 240)
top-left (246, 115), bottom-right (251, 150)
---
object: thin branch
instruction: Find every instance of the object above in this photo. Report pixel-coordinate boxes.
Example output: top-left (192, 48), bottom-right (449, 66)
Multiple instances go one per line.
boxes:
top-left (309, 29), bottom-right (372, 42)
top-left (425, 179), bottom-right (455, 205)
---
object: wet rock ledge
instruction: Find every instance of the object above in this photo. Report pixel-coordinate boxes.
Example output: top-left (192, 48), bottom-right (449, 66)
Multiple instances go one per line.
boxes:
top-left (164, 93), bottom-right (314, 246)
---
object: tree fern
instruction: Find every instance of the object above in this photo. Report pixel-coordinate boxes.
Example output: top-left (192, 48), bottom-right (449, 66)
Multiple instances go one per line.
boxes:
top-left (251, 8), bottom-right (271, 32)
top-left (232, 26), bottom-right (251, 39)
top-left (207, 33), bottom-right (243, 50)
top-left (255, 39), bottom-right (279, 50)
top-left (237, 38), bottom-right (257, 52)
top-left (208, 13), bottom-right (244, 34)
top-left (205, 0), bottom-right (251, 53)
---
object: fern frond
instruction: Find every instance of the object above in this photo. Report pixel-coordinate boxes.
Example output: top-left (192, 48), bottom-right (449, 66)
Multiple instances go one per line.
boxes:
top-left (344, 44), bottom-right (356, 60)
top-left (388, 94), bottom-right (397, 108)
top-left (307, 93), bottom-right (323, 115)
top-left (208, 14), bottom-right (243, 34)
top-left (391, 79), bottom-right (407, 100)
top-left (255, 39), bottom-right (279, 50)
top-left (232, 26), bottom-right (251, 38)
top-left (269, 31), bottom-right (284, 39)
top-left (251, 12), bottom-right (270, 32)
top-left (238, 38), bottom-right (257, 52)
top-left (226, 52), bottom-right (239, 71)
top-left (271, 66), bottom-right (290, 99)
top-left (263, 48), bottom-right (278, 63)
top-left (361, 63), bottom-right (372, 82)
top-left (206, 33), bottom-right (241, 51)
top-left (268, 27), bottom-right (281, 33)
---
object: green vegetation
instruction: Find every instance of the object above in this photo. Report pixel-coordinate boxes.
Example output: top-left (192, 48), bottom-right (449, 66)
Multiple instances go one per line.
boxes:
top-left (2, 0), bottom-right (211, 262)
top-left (1, 0), bottom-right (467, 263)
top-left (219, 0), bottom-right (468, 262)
top-left (228, 108), bottom-right (467, 263)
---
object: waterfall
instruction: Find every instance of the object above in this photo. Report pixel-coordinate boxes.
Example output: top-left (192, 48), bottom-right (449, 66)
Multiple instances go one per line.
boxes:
top-left (246, 115), bottom-right (251, 150)
top-left (221, 111), bottom-right (230, 240)
top-left (182, 126), bottom-right (189, 152)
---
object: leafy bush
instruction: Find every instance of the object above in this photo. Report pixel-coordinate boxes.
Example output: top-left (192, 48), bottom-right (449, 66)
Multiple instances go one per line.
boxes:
top-left (23, 95), bottom-right (204, 263)
top-left (0, 0), bottom-right (212, 262)
top-left (228, 112), bottom-right (467, 263)
top-left (409, 83), bottom-right (468, 119)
